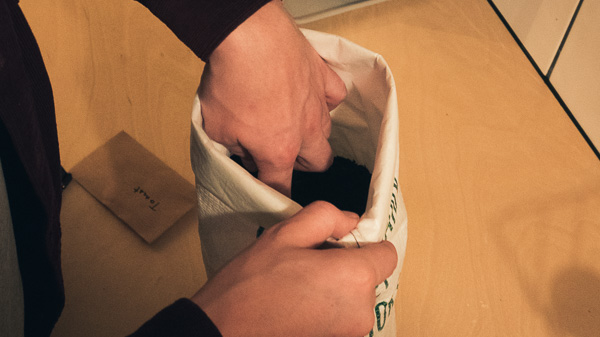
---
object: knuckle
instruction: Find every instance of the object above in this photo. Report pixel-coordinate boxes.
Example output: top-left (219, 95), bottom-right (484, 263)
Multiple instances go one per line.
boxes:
top-left (307, 200), bottom-right (339, 217)
top-left (383, 241), bottom-right (399, 265)
top-left (255, 141), bottom-right (299, 171)
top-left (331, 81), bottom-right (348, 103)
top-left (278, 151), bottom-right (299, 169)
top-left (261, 221), bottom-right (289, 245)
top-left (275, 139), bottom-right (301, 164)
top-left (312, 151), bottom-right (333, 172)
top-left (351, 265), bottom-right (378, 289)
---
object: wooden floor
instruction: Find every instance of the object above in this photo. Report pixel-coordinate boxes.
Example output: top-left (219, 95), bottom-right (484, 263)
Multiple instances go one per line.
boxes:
top-left (21, 0), bottom-right (600, 336)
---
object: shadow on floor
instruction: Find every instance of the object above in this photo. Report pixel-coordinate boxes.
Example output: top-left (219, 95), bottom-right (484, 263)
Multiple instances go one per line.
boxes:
top-left (550, 266), bottom-right (600, 337)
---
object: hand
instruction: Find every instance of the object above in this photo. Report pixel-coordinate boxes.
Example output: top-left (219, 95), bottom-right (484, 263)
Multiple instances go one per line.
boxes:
top-left (198, 0), bottom-right (347, 196)
top-left (191, 202), bottom-right (398, 337)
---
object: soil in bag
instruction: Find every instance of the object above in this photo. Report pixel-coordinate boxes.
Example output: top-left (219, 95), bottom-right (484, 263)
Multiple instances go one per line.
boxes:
top-left (230, 155), bottom-right (371, 215)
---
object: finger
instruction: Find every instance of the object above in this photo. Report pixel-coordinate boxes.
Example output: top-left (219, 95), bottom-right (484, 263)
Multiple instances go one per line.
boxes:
top-left (245, 131), bottom-right (299, 197)
top-left (256, 161), bottom-right (293, 197)
top-left (322, 63), bottom-right (347, 111)
top-left (295, 135), bottom-right (333, 172)
top-left (276, 201), bottom-right (359, 248)
top-left (321, 102), bottom-right (332, 138)
top-left (295, 98), bottom-right (333, 172)
top-left (354, 241), bottom-right (398, 286)
top-left (336, 211), bottom-right (360, 239)
top-left (239, 149), bottom-right (258, 172)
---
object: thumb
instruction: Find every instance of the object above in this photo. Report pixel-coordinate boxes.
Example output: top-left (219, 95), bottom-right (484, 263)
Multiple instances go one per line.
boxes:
top-left (275, 201), bottom-right (359, 248)
top-left (355, 240), bottom-right (398, 286)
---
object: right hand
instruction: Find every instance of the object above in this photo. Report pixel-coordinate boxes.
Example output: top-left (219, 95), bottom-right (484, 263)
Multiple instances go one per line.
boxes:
top-left (191, 201), bottom-right (398, 337)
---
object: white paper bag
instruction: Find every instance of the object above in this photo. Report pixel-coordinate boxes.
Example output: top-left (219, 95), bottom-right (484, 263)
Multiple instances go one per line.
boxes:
top-left (190, 29), bottom-right (408, 337)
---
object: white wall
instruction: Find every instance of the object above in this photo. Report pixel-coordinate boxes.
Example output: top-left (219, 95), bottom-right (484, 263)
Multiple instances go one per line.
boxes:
top-left (550, 0), bottom-right (600, 149)
top-left (284, 0), bottom-right (387, 23)
top-left (493, 0), bottom-right (599, 153)
top-left (492, 0), bottom-right (580, 74)
top-left (284, 0), bottom-right (358, 18)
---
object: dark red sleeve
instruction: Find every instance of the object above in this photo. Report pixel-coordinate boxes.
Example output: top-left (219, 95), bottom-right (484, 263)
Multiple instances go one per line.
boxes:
top-left (135, 0), bottom-right (271, 62)
top-left (128, 298), bottom-right (222, 337)
top-left (128, 2), bottom-right (271, 335)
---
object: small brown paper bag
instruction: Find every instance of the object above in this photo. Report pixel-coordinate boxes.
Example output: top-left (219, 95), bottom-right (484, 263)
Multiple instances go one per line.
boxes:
top-left (71, 131), bottom-right (196, 243)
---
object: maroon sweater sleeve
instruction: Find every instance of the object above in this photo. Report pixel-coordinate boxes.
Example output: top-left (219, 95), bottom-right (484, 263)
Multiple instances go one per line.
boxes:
top-left (129, 298), bottom-right (222, 337)
top-left (135, 0), bottom-right (271, 61)
top-left (127, 2), bottom-right (271, 335)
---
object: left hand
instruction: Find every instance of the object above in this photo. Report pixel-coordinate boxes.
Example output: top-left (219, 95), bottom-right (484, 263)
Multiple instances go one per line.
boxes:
top-left (198, 0), bottom-right (347, 196)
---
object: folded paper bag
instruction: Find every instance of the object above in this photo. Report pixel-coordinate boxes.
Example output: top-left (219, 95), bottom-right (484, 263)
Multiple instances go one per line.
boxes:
top-left (191, 29), bottom-right (408, 337)
top-left (71, 131), bottom-right (196, 243)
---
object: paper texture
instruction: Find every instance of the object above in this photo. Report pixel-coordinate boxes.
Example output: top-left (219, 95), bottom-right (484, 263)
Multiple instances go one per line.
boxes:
top-left (71, 131), bottom-right (196, 243)
top-left (190, 29), bottom-right (408, 337)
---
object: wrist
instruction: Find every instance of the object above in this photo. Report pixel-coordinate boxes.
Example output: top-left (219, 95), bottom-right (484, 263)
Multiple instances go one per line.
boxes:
top-left (208, 0), bottom-right (298, 67)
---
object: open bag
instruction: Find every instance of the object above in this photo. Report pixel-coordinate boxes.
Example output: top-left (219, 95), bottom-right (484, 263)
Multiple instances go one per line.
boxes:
top-left (190, 29), bottom-right (408, 337)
